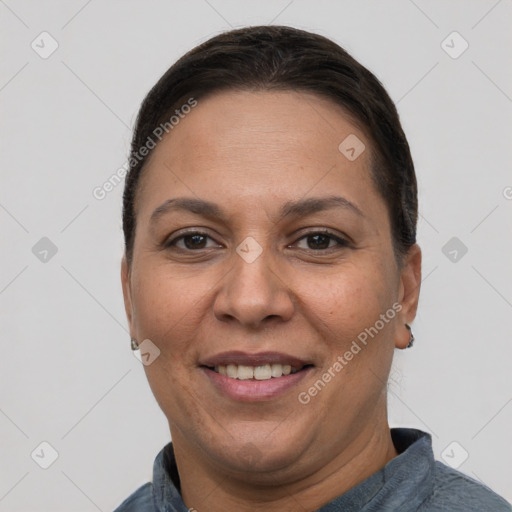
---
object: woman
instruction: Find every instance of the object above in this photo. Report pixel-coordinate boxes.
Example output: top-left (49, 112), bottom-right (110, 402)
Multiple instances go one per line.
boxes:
top-left (115, 25), bottom-right (510, 511)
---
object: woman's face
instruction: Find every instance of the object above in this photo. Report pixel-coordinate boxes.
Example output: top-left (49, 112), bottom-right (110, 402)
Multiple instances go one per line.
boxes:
top-left (122, 90), bottom-right (421, 482)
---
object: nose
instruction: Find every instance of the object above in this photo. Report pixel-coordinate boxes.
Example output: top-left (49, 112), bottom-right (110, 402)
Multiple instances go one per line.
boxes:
top-left (213, 247), bottom-right (295, 329)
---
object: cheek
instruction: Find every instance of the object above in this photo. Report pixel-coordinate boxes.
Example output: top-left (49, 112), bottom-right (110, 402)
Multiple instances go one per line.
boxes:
top-left (131, 265), bottom-right (210, 421)
top-left (132, 251), bottom-right (396, 354)
top-left (131, 262), bottom-right (203, 339)
top-left (290, 260), bottom-right (393, 348)
top-left (296, 265), bottom-right (396, 412)
top-left (293, 259), bottom-right (397, 400)
top-left (130, 262), bottom-right (213, 394)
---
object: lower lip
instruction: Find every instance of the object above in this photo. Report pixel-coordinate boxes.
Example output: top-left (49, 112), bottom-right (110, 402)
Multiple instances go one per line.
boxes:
top-left (201, 367), bottom-right (313, 402)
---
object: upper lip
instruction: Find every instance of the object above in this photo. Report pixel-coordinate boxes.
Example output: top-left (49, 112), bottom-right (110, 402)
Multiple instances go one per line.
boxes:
top-left (200, 351), bottom-right (312, 369)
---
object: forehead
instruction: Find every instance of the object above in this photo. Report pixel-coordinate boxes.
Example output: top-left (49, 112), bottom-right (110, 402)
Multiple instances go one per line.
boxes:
top-left (136, 90), bottom-right (380, 219)
top-left (163, 90), bottom-right (367, 163)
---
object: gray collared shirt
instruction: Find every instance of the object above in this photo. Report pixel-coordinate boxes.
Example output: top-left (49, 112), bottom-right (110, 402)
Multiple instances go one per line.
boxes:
top-left (114, 428), bottom-right (511, 511)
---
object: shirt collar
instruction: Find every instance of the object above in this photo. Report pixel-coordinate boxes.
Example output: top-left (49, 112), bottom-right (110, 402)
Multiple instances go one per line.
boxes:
top-left (151, 428), bottom-right (435, 511)
top-left (318, 428), bottom-right (434, 511)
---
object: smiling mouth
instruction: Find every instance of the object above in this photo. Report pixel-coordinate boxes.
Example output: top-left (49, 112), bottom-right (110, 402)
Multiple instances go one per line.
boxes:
top-left (204, 363), bottom-right (313, 381)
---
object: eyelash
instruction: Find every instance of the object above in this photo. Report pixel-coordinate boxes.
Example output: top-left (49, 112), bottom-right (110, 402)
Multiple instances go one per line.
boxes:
top-left (164, 229), bottom-right (350, 252)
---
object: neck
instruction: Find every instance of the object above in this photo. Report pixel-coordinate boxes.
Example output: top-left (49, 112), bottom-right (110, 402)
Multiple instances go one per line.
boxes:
top-left (171, 419), bottom-right (398, 512)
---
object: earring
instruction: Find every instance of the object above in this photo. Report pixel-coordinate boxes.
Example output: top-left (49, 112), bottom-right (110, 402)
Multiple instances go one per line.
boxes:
top-left (131, 338), bottom-right (139, 351)
top-left (405, 324), bottom-right (415, 348)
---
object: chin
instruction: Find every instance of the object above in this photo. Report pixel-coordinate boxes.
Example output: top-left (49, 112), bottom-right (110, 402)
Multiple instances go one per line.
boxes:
top-left (204, 423), bottom-right (310, 479)
top-left (219, 446), bottom-right (303, 482)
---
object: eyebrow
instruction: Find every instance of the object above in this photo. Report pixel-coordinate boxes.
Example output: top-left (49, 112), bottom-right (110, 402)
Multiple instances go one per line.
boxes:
top-left (150, 195), bottom-right (364, 224)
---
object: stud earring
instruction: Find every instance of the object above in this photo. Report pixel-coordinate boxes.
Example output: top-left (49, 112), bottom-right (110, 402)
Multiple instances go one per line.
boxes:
top-left (131, 338), bottom-right (139, 351)
top-left (405, 324), bottom-right (415, 348)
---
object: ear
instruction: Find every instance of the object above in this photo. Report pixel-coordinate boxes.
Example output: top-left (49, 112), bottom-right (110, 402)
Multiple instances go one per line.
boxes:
top-left (121, 256), bottom-right (135, 337)
top-left (395, 244), bottom-right (422, 349)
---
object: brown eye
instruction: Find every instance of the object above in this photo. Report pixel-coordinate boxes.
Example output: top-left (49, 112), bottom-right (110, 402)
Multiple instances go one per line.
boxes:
top-left (166, 232), bottom-right (222, 251)
top-left (294, 231), bottom-right (348, 251)
top-left (182, 234), bottom-right (208, 249)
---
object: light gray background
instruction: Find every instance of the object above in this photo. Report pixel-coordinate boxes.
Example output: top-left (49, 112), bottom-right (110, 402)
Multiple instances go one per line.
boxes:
top-left (1, 1), bottom-right (511, 510)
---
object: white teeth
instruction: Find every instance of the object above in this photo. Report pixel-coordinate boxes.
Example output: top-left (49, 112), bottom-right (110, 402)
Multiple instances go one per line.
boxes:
top-left (237, 365), bottom-right (255, 380)
top-left (254, 364), bottom-right (272, 380)
top-left (211, 363), bottom-right (301, 380)
top-left (271, 364), bottom-right (283, 378)
top-left (226, 364), bottom-right (238, 378)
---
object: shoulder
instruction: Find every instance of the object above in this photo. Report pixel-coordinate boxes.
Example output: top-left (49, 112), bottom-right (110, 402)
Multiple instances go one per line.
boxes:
top-left (113, 482), bottom-right (154, 512)
top-left (419, 461), bottom-right (511, 511)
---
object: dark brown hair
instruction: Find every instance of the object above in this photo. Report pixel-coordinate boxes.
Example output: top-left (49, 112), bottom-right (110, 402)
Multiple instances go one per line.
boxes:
top-left (123, 25), bottom-right (417, 264)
